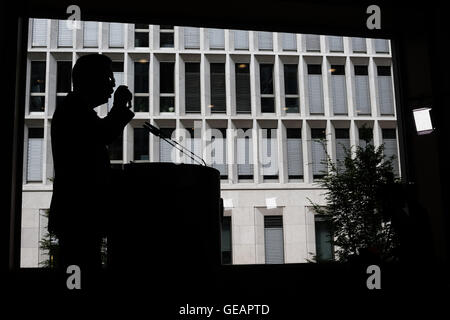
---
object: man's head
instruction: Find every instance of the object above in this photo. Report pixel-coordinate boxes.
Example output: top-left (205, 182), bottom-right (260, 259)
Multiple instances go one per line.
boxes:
top-left (72, 54), bottom-right (115, 107)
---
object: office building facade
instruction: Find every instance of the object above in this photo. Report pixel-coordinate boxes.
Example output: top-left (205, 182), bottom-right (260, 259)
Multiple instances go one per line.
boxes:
top-left (21, 18), bottom-right (399, 266)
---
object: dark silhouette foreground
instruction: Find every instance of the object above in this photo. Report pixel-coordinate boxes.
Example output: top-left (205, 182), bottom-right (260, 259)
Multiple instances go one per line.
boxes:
top-left (49, 54), bottom-right (134, 287)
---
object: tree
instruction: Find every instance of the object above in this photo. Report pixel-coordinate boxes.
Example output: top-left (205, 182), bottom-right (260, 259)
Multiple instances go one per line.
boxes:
top-left (309, 127), bottom-right (401, 262)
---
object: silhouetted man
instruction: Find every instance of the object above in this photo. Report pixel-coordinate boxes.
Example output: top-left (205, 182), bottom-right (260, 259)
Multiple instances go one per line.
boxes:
top-left (49, 54), bottom-right (134, 285)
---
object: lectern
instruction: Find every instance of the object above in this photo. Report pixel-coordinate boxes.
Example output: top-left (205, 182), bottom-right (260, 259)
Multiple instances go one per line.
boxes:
top-left (107, 162), bottom-right (222, 289)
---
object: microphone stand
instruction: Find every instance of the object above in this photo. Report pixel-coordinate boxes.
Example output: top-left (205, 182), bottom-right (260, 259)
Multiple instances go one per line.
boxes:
top-left (143, 122), bottom-right (206, 166)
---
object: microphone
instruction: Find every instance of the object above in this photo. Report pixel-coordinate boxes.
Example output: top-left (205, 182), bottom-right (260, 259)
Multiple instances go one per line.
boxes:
top-left (143, 122), bottom-right (207, 166)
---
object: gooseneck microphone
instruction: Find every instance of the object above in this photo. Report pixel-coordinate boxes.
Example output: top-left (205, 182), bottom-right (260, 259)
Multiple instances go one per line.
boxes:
top-left (143, 122), bottom-right (206, 166)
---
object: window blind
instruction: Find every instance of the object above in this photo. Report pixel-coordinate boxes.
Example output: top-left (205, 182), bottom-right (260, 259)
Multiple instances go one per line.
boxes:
top-left (237, 131), bottom-right (253, 178)
top-left (382, 129), bottom-right (399, 176)
top-left (354, 66), bottom-right (371, 115)
top-left (235, 63), bottom-right (251, 113)
top-left (234, 30), bottom-right (249, 50)
top-left (330, 66), bottom-right (347, 115)
top-left (83, 21), bottom-right (98, 47)
top-left (281, 33), bottom-right (297, 51)
top-left (286, 129), bottom-right (303, 179)
top-left (377, 66), bottom-right (394, 115)
top-left (328, 36), bottom-right (344, 52)
top-left (261, 129), bottom-right (278, 178)
top-left (335, 129), bottom-right (350, 171)
top-left (307, 65), bottom-right (324, 114)
top-left (32, 19), bottom-right (47, 47)
top-left (352, 37), bottom-right (367, 53)
top-left (264, 216), bottom-right (284, 264)
top-left (185, 63), bottom-right (201, 113)
top-left (210, 63), bottom-right (226, 113)
top-left (109, 23), bottom-right (124, 47)
top-left (375, 39), bottom-right (389, 53)
top-left (58, 20), bottom-right (73, 47)
top-left (311, 129), bottom-right (327, 177)
top-left (184, 27), bottom-right (200, 49)
top-left (209, 29), bottom-right (225, 49)
top-left (159, 129), bottom-right (175, 162)
top-left (305, 34), bottom-right (320, 52)
top-left (211, 129), bottom-right (227, 176)
top-left (258, 31), bottom-right (273, 50)
top-left (27, 128), bottom-right (44, 182)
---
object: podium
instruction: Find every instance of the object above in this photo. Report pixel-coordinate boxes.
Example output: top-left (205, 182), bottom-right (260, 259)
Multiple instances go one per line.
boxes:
top-left (107, 162), bottom-right (222, 288)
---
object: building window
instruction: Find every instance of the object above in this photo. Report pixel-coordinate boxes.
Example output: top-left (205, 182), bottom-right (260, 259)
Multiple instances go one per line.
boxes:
top-left (26, 128), bottom-right (44, 182)
top-left (335, 128), bottom-right (350, 171)
top-left (211, 128), bottom-right (228, 179)
top-left (185, 63), bottom-right (201, 113)
top-left (354, 65), bottom-right (371, 115)
top-left (30, 61), bottom-right (46, 112)
top-left (382, 129), bottom-right (399, 176)
top-left (32, 19), bottom-right (47, 47)
top-left (235, 63), bottom-right (251, 114)
top-left (264, 216), bottom-right (284, 264)
top-left (286, 128), bottom-right (303, 181)
top-left (305, 34), bottom-right (320, 52)
top-left (281, 33), bottom-right (297, 51)
top-left (210, 63), bottom-right (226, 113)
top-left (109, 23), bottom-right (124, 48)
top-left (307, 64), bottom-right (324, 114)
top-left (186, 127), bottom-right (202, 164)
top-left (359, 127), bottom-right (373, 148)
top-left (328, 36), bottom-right (343, 52)
top-left (135, 24), bottom-right (149, 48)
top-left (160, 25), bottom-right (174, 48)
top-left (375, 39), bottom-right (389, 53)
top-left (311, 128), bottom-right (327, 179)
top-left (134, 61), bottom-right (149, 112)
top-left (160, 62), bottom-right (175, 112)
top-left (57, 20), bottom-right (72, 47)
top-left (283, 64), bottom-right (299, 113)
top-left (237, 128), bottom-right (253, 181)
top-left (56, 61), bottom-right (71, 109)
top-left (83, 21), bottom-right (98, 47)
top-left (159, 128), bottom-right (175, 162)
top-left (221, 216), bottom-right (232, 265)
top-left (258, 31), bottom-right (273, 50)
top-left (330, 65), bottom-right (348, 115)
top-left (260, 64), bottom-right (275, 113)
top-left (184, 27), bottom-right (200, 49)
top-left (234, 30), bottom-right (249, 50)
top-left (261, 128), bottom-right (278, 181)
top-left (314, 215), bottom-right (334, 262)
top-left (352, 37), bottom-right (367, 53)
top-left (108, 132), bottom-right (123, 161)
top-left (209, 28), bottom-right (225, 49)
top-left (377, 66), bottom-right (395, 115)
top-left (133, 128), bottom-right (149, 161)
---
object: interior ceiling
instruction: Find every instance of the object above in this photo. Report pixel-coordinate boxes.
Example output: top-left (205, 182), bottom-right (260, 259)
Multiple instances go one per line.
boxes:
top-left (18, 0), bottom-right (428, 39)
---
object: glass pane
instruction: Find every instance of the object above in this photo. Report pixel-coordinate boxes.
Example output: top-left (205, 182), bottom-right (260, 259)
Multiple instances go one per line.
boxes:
top-left (134, 62), bottom-right (149, 93)
top-left (160, 96), bottom-right (175, 112)
top-left (160, 62), bottom-right (175, 93)
top-left (135, 32), bottom-right (149, 47)
top-left (30, 96), bottom-right (45, 112)
top-left (134, 96), bottom-right (149, 112)
top-left (160, 33), bottom-right (174, 48)
top-left (133, 128), bottom-right (149, 160)
top-left (108, 134), bottom-right (123, 160)
top-left (284, 64), bottom-right (298, 95)
top-left (30, 61), bottom-right (46, 93)
top-left (260, 64), bottom-right (273, 94)
top-left (285, 97), bottom-right (299, 113)
top-left (261, 97), bottom-right (275, 113)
